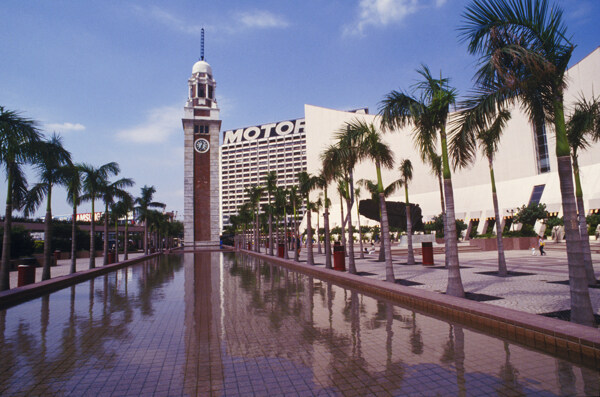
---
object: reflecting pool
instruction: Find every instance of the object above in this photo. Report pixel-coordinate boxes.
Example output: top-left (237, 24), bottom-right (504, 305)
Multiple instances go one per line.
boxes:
top-left (0, 253), bottom-right (598, 396)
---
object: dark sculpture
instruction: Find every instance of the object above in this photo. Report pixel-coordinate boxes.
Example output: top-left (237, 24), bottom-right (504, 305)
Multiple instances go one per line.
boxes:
top-left (358, 199), bottom-right (423, 231)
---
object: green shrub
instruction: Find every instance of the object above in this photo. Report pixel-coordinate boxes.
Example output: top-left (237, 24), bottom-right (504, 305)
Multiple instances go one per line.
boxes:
top-left (0, 226), bottom-right (35, 258)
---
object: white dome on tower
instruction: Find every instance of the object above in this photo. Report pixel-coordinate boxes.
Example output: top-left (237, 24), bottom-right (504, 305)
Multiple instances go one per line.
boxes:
top-left (192, 60), bottom-right (212, 75)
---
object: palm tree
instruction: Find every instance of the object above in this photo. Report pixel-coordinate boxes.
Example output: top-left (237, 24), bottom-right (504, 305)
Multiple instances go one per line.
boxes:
top-left (315, 173), bottom-right (332, 268)
top-left (460, 0), bottom-right (594, 325)
top-left (567, 96), bottom-right (600, 285)
top-left (265, 171), bottom-right (278, 256)
top-left (315, 195), bottom-right (324, 254)
top-left (355, 187), bottom-right (365, 259)
top-left (289, 185), bottom-right (302, 261)
top-left (274, 187), bottom-right (291, 259)
top-left (23, 133), bottom-right (72, 280)
top-left (80, 162), bottom-right (120, 269)
top-left (0, 106), bottom-right (41, 290)
top-left (380, 65), bottom-right (464, 296)
top-left (245, 185), bottom-right (264, 253)
top-left (65, 163), bottom-right (84, 274)
top-left (424, 148), bottom-right (448, 267)
top-left (298, 171), bottom-right (318, 265)
top-left (337, 181), bottom-right (348, 258)
top-left (273, 187), bottom-right (288, 257)
top-left (117, 193), bottom-right (135, 260)
top-left (451, 109), bottom-right (512, 276)
top-left (135, 185), bottom-right (165, 255)
top-left (398, 159), bottom-right (416, 266)
top-left (102, 177), bottom-right (134, 265)
top-left (321, 142), bottom-right (358, 273)
top-left (350, 121), bottom-right (396, 282)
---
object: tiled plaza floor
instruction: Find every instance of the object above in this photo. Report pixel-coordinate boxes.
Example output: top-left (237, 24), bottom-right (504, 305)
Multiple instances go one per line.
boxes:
top-left (286, 241), bottom-right (600, 317)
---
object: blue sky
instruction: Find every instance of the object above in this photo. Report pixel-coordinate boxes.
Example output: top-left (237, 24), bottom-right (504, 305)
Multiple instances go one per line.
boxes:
top-left (1, 0), bottom-right (599, 220)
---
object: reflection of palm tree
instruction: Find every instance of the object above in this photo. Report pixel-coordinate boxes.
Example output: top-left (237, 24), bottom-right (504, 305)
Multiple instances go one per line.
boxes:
top-left (496, 342), bottom-right (524, 396)
top-left (409, 312), bottom-right (423, 355)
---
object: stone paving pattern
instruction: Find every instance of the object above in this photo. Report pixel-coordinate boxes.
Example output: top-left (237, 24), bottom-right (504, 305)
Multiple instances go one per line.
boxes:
top-left (282, 241), bottom-right (600, 317)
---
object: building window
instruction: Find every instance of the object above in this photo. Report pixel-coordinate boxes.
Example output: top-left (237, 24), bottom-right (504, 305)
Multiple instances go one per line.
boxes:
top-left (533, 122), bottom-right (550, 173)
top-left (528, 184), bottom-right (545, 205)
top-left (208, 85), bottom-right (213, 99)
top-left (194, 124), bottom-right (209, 134)
top-left (197, 83), bottom-right (205, 98)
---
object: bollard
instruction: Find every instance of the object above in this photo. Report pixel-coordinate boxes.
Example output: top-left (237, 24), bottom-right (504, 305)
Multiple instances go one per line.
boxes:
top-left (278, 243), bottom-right (285, 258)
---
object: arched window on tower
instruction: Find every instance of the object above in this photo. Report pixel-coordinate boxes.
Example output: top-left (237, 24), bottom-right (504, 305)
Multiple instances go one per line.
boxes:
top-left (197, 83), bottom-right (205, 98)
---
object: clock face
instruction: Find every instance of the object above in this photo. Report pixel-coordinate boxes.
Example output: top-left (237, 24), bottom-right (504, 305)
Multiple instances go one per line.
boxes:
top-left (194, 138), bottom-right (210, 153)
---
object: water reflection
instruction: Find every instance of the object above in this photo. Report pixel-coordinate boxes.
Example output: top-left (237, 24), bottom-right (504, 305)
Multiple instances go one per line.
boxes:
top-left (0, 252), bottom-right (597, 396)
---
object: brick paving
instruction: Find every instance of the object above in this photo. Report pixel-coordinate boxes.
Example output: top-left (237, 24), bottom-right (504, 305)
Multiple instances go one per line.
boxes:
top-left (294, 241), bottom-right (600, 317)
top-left (0, 250), bottom-right (598, 396)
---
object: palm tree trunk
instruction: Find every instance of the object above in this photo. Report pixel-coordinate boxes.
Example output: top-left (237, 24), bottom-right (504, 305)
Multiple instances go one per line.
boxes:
top-left (103, 204), bottom-right (109, 266)
top-left (89, 199), bottom-right (96, 269)
top-left (324, 189), bottom-right (332, 269)
top-left (437, 172), bottom-right (448, 268)
top-left (1, 170), bottom-right (13, 291)
top-left (70, 203), bottom-right (77, 274)
top-left (255, 210), bottom-right (260, 253)
top-left (306, 206), bottom-right (314, 266)
top-left (283, 210), bottom-right (289, 260)
top-left (294, 206), bottom-right (299, 262)
top-left (380, 193), bottom-right (395, 282)
top-left (268, 211), bottom-right (274, 256)
top-left (573, 157), bottom-right (597, 285)
top-left (42, 188), bottom-right (53, 281)
top-left (339, 193), bottom-right (347, 256)
top-left (557, 155), bottom-right (595, 326)
top-left (345, 196), bottom-right (356, 274)
top-left (489, 158), bottom-right (507, 276)
top-left (554, 99), bottom-right (594, 327)
top-left (378, 230), bottom-right (386, 262)
top-left (356, 202), bottom-right (364, 259)
top-left (405, 185), bottom-right (415, 266)
top-left (114, 217), bottom-right (119, 263)
top-left (317, 210), bottom-right (322, 255)
top-left (441, 128), bottom-right (464, 297)
top-left (144, 216), bottom-right (148, 255)
top-left (124, 214), bottom-right (129, 261)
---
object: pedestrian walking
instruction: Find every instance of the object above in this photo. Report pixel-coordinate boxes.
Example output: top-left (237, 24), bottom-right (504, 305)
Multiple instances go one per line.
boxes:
top-left (538, 236), bottom-right (546, 256)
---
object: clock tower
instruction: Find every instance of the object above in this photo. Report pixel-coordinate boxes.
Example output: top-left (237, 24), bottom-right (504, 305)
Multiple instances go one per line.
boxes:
top-left (182, 51), bottom-right (221, 248)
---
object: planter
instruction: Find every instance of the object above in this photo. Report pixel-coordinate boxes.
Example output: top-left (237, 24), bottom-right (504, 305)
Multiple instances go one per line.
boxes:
top-left (469, 237), bottom-right (538, 251)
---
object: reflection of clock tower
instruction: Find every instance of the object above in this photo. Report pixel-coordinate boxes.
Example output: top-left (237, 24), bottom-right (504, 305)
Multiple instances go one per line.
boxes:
top-left (182, 49), bottom-right (221, 248)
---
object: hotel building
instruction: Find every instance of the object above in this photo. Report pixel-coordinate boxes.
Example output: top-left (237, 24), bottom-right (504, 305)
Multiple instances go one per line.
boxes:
top-left (219, 47), bottom-right (600, 235)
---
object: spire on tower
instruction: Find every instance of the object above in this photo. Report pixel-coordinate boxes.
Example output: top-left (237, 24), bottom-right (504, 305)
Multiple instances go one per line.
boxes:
top-left (200, 28), bottom-right (205, 61)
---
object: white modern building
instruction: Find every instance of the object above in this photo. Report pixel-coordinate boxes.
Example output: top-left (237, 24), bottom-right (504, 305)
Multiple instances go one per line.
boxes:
top-left (220, 47), bottom-right (600, 235)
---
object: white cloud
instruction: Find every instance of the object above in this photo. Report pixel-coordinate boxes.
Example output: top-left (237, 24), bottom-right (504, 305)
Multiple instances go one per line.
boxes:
top-left (344, 0), bottom-right (445, 36)
top-left (116, 106), bottom-right (182, 143)
top-left (132, 5), bottom-right (288, 36)
top-left (235, 10), bottom-right (289, 29)
top-left (132, 5), bottom-right (202, 35)
top-left (45, 122), bottom-right (86, 132)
